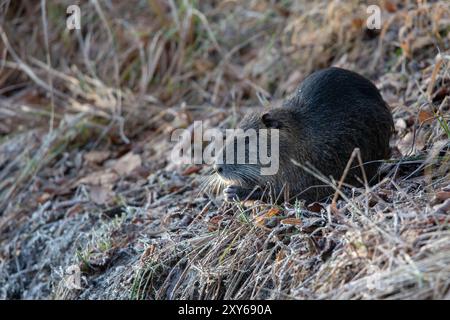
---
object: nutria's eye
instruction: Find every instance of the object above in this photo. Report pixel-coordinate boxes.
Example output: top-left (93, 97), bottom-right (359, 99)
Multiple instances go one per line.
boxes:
top-left (261, 113), bottom-right (281, 129)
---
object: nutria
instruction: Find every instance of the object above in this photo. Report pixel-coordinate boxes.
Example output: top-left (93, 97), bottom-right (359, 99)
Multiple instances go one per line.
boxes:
top-left (212, 67), bottom-right (394, 203)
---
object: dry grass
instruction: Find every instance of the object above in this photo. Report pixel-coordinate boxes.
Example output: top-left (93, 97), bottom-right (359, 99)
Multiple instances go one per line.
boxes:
top-left (0, 0), bottom-right (449, 299)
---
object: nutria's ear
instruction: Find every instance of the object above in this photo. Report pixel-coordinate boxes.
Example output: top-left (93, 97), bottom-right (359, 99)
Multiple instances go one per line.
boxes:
top-left (261, 112), bottom-right (281, 129)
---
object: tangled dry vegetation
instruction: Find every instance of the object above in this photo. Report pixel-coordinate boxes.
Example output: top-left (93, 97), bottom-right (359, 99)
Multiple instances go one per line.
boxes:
top-left (0, 0), bottom-right (449, 299)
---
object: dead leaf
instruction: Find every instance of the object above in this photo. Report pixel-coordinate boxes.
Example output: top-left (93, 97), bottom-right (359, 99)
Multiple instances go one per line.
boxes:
top-left (266, 207), bottom-right (280, 217)
top-left (78, 170), bottom-right (119, 186)
top-left (182, 165), bottom-right (202, 176)
top-left (37, 192), bottom-right (51, 204)
top-left (255, 207), bottom-right (280, 226)
top-left (88, 185), bottom-right (114, 205)
top-left (352, 18), bottom-right (364, 29)
top-left (113, 152), bottom-right (142, 176)
top-left (418, 110), bottom-right (434, 125)
top-left (84, 150), bottom-right (111, 164)
top-left (383, 0), bottom-right (397, 13)
top-left (208, 215), bottom-right (224, 231)
top-left (307, 202), bottom-right (324, 213)
top-left (431, 191), bottom-right (450, 205)
top-left (281, 218), bottom-right (302, 226)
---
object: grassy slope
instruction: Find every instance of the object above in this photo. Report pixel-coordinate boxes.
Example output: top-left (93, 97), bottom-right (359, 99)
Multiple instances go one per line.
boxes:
top-left (0, 0), bottom-right (449, 299)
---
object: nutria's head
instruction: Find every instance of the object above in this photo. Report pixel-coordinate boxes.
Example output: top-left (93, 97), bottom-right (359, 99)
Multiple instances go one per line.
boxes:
top-left (210, 68), bottom-right (395, 202)
top-left (213, 107), bottom-right (304, 191)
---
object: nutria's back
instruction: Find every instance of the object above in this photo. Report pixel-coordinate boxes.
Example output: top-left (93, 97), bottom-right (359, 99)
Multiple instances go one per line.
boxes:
top-left (214, 67), bottom-right (394, 203)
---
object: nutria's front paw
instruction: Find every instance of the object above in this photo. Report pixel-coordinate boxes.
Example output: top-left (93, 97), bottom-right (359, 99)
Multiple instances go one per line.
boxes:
top-left (224, 185), bottom-right (240, 202)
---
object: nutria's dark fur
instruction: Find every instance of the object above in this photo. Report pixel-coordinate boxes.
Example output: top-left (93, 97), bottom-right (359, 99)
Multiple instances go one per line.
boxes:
top-left (214, 67), bottom-right (394, 203)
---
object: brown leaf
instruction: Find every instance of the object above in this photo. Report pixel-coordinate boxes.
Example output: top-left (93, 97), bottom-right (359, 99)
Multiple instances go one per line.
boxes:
top-left (418, 110), bottom-right (434, 125)
top-left (37, 192), bottom-right (51, 204)
top-left (281, 218), bottom-right (302, 226)
top-left (84, 150), bottom-right (111, 165)
top-left (78, 170), bottom-right (119, 186)
top-left (431, 191), bottom-right (450, 205)
top-left (88, 185), bottom-right (115, 205)
top-left (307, 202), bottom-right (324, 213)
top-left (266, 207), bottom-right (281, 217)
top-left (182, 165), bottom-right (202, 176)
top-left (255, 207), bottom-right (280, 226)
top-left (208, 215), bottom-right (224, 231)
top-left (113, 152), bottom-right (142, 176)
top-left (384, 0), bottom-right (397, 13)
top-left (352, 18), bottom-right (364, 29)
